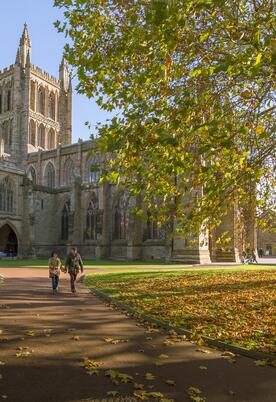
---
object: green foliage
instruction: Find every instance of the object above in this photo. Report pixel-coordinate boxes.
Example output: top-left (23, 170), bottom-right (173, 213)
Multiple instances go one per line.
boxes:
top-left (54, 0), bottom-right (276, 236)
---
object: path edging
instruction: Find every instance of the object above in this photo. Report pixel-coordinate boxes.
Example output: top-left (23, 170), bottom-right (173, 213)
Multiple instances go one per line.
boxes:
top-left (88, 285), bottom-right (276, 362)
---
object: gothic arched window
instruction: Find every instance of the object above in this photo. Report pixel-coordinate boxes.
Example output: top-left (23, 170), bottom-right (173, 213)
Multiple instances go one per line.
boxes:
top-left (44, 162), bottom-right (55, 189)
top-left (61, 201), bottom-right (70, 240)
top-left (48, 93), bottom-right (55, 120)
top-left (87, 157), bottom-right (100, 183)
top-left (0, 177), bottom-right (14, 213)
top-left (113, 195), bottom-right (128, 240)
top-left (64, 158), bottom-right (74, 186)
top-left (144, 210), bottom-right (163, 240)
top-left (38, 124), bottom-right (45, 148)
top-left (30, 81), bottom-right (35, 111)
top-left (37, 87), bottom-right (45, 115)
top-left (113, 207), bottom-right (122, 240)
top-left (6, 90), bottom-right (11, 112)
top-left (85, 199), bottom-right (102, 240)
top-left (2, 121), bottom-right (9, 146)
top-left (48, 128), bottom-right (55, 149)
top-left (29, 120), bottom-right (36, 146)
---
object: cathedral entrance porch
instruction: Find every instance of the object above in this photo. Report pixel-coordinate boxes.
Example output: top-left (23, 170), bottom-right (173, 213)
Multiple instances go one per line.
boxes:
top-left (0, 223), bottom-right (18, 257)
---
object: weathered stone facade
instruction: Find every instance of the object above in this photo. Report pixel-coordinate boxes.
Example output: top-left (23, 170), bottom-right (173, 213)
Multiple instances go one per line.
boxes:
top-left (0, 25), bottom-right (273, 262)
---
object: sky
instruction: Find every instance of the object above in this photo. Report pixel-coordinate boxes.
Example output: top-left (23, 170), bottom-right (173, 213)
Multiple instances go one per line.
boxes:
top-left (0, 0), bottom-right (113, 142)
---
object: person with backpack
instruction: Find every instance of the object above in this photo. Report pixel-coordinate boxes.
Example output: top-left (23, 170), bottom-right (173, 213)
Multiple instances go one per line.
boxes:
top-left (48, 250), bottom-right (63, 295)
top-left (64, 247), bottom-right (84, 293)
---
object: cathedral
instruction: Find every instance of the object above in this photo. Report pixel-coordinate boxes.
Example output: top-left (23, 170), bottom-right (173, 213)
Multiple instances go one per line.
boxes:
top-left (0, 26), bottom-right (274, 262)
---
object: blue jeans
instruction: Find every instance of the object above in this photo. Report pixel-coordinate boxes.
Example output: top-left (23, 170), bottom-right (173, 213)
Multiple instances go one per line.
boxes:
top-left (51, 275), bottom-right (59, 290)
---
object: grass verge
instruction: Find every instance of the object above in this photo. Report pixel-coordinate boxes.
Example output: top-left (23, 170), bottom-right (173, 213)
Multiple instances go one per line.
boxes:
top-left (85, 266), bottom-right (276, 355)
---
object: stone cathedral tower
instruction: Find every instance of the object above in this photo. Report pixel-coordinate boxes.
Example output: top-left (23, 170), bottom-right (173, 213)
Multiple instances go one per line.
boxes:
top-left (0, 24), bottom-right (72, 165)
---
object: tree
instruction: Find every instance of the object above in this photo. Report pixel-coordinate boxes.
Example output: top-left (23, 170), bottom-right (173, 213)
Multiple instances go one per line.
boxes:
top-left (54, 0), bottom-right (275, 243)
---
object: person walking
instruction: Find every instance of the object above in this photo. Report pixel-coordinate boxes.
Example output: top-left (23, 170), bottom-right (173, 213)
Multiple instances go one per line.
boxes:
top-left (64, 247), bottom-right (84, 293)
top-left (259, 248), bottom-right (263, 258)
top-left (48, 251), bottom-right (63, 295)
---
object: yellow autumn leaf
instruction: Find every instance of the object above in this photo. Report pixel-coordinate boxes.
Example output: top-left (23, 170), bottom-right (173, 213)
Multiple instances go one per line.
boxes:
top-left (145, 372), bottom-right (155, 380)
top-left (255, 126), bottom-right (265, 134)
top-left (107, 391), bottom-right (119, 397)
top-left (158, 354), bottom-right (169, 359)
top-left (26, 330), bottom-right (36, 337)
top-left (165, 379), bottom-right (176, 386)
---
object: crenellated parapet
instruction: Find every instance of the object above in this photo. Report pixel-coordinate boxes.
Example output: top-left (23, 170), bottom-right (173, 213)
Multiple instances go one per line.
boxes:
top-left (0, 65), bottom-right (14, 78)
top-left (30, 65), bottom-right (60, 88)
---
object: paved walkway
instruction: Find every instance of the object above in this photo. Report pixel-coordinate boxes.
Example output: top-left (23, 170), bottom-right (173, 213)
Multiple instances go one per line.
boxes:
top-left (0, 269), bottom-right (275, 402)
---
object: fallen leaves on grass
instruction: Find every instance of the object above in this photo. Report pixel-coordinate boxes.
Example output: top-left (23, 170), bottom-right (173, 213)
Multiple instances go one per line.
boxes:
top-left (88, 270), bottom-right (276, 353)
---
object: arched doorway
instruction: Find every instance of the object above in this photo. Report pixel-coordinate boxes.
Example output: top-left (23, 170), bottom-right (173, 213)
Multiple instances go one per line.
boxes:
top-left (0, 224), bottom-right (18, 257)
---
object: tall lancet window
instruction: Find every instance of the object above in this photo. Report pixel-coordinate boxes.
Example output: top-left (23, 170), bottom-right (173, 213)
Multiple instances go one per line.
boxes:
top-left (48, 128), bottom-right (55, 149)
top-left (64, 158), bottom-right (74, 186)
top-left (37, 87), bottom-right (45, 115)
top-left (48, 93), bottom-right (55, 120)
top-left (29, 120), bottom-right (36, 146)
top-left (85, 199), bottom-right (102, 240)
top-left (0, 177), bottom-right (14, 213)
top-left (38, 124), bottom-right (45, 148)
top-left (30, 81), bottom-right (35, 111)
top-left (113, 195), bottom-right (129, 240)
top-left (61, 201), bottom-right (70, 240)
top-left (44, 162), bottom-right (55, 189)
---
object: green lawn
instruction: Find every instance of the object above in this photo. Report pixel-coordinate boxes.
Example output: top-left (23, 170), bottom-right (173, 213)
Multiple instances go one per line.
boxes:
top-left (0, 258), bottom-right (186, 268)
top-left (85, 266), bottom-right (276, 354)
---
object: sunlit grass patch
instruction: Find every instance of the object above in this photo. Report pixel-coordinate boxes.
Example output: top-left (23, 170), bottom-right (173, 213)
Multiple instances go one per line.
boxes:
top-left (86, 267), bottom-right (276, 354)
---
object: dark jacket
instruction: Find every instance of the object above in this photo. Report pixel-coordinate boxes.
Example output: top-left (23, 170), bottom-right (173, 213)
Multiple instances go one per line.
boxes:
top-left (65, 253), bottom-right (84, 274)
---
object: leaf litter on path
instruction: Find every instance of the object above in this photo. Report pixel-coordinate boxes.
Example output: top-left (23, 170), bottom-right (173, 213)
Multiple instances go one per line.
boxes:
top-left (187, 386), bottom-right (206, 401)
top-left (83, 358), bottom-right (103, 375)
top-left (15, 347), bottom-right (34, 357)
top-left (103, 337), bottom-right (129, 344)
